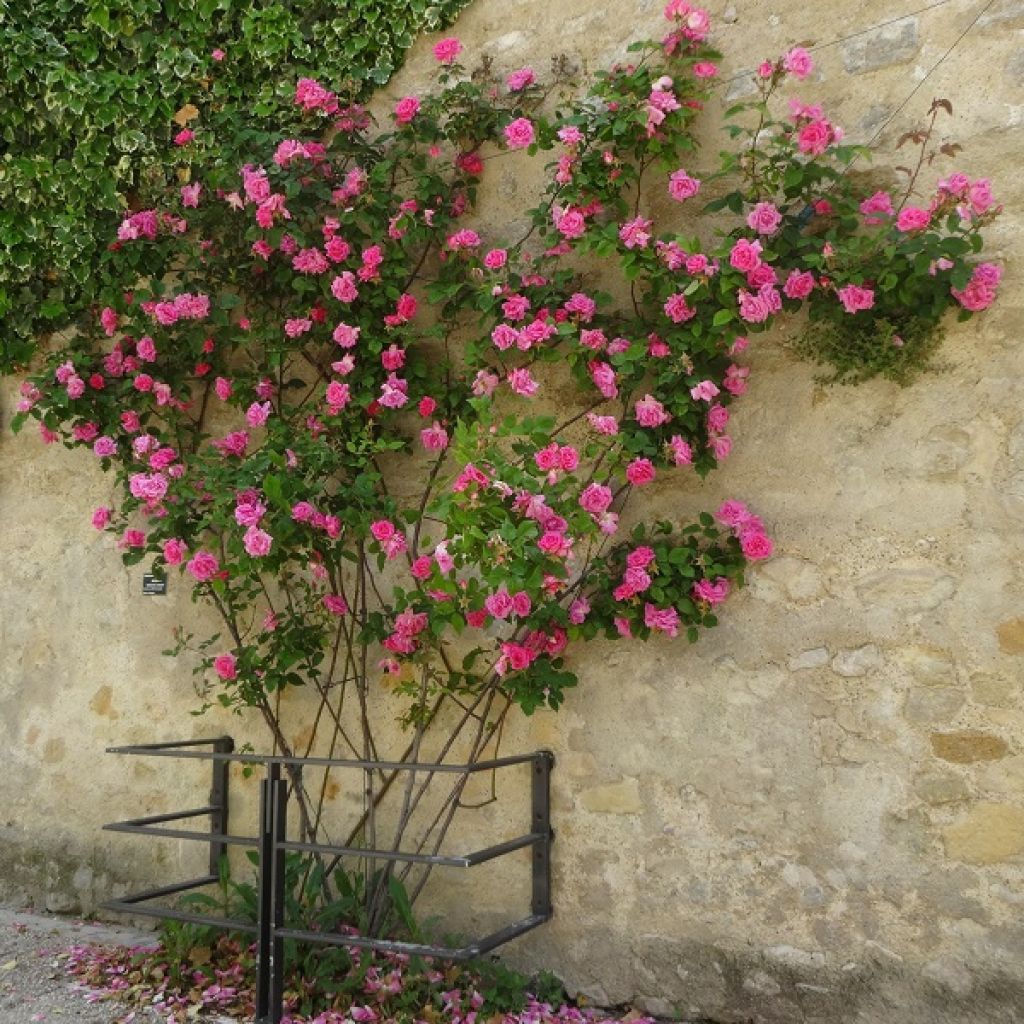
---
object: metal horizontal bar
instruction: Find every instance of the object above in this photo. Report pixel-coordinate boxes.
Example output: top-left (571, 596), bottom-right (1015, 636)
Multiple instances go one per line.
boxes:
top-left (278, 839), bottom-right (472, 867)
top-left (120, 805), bottom-right (219, 827)
top-left (103, 823), bottom-right (259, 847)
top-left (117, 875), bottom-right (218, 905)
top-left (100, 901), bottom-right (257, 935)
top-left (463, 832), bottom-right (546, 866)
top-left (465, 914), bottom-right (550, 958)
top-left (272, 926), bottom-right (478, 962)
top-left (111, 737), bottom-right (233, 751)
top-left (277, 831), bottom-right (545, 868)
top-left (106, 745), bottom-right (547, 774)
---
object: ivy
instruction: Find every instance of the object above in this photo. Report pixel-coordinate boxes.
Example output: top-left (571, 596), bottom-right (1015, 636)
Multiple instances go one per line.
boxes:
top-left (0, 0), bottom-right (472, 372)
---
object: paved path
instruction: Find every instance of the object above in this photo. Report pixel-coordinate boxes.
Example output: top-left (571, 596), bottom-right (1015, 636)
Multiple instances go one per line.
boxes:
top-left (0, 907), bottom-right (165, 1023)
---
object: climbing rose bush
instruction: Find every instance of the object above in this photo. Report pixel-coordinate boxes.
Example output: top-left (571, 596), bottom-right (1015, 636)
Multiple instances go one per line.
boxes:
top-left (14, 2), bottom-right (999, 878)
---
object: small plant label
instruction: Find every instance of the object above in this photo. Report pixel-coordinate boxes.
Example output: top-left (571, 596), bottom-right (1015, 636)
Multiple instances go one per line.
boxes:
top-left (142, 573), bottom-right (168, 596)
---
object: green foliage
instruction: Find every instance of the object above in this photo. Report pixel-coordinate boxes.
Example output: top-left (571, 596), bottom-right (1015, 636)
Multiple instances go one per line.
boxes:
top-left (140, 853), bottom-right (567, 1021)
top-left (0, 0), bottom-right (472, 372)
top-left (790, 315), bottom-right (947, 386)
top-left (710, 88), bottom-right (1000, 384)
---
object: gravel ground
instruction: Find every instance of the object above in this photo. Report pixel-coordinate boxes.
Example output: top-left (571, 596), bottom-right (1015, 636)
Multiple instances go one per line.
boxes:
top-left (0, 907), bottom-right (171, 1024)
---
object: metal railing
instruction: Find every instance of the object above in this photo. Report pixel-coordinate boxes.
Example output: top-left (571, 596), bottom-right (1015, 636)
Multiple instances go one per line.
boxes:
top-left (101, 737), bottom-right (554, 1024)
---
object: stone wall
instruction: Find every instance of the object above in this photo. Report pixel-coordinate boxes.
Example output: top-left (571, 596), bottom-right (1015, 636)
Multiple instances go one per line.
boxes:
top-left (3, 1), bottom-right (1024, 1021)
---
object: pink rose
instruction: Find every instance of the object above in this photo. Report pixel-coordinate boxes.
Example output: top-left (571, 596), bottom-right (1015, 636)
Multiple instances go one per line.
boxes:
top-left (896, 206), bottom-right (931, 232)
top-left (740, 531), bottom-right (774, 560)
top-left (187, 550), bottom-right (220, 582)
top-left (243, 525), bottom-right (273, 557)
top-left (394, 96), bottom-right (420, 124)
top-left (663, 293), bottom-right (696, 323)
top-left (729, 238), bottom-right (763, 272)
top-left (331, 272), bottom-right (359, 303)
top-left (626, 458), bottom-right (656, 486)
top-left (580, 483), bottom-right (613, 516)
top-left (420, 423), bottom-right (449, 451)
top-left (797, 120), bottom-right (831, 156)
top-left (689, 379), bottom-right (720, 402)
top-left (433, 37), bottom-right (462, 64)
top-left (782, 47), bottom-right (814, 80)
top-left (836, 284), bottom-right (875, 314)
top-left (635, 394), bottom-right (672, 427)
top-left (506, 67), bottom-right (535, 91)
top-left (693, 577), bottom-right (730, 605)
top-left (323, 595), bottom-right (349, 616)
top-left (644, 603), bottom-right (679, 637)
top-left (859, 191), bottom-right (893, 224)
top-left (783, 270), bottom-right (815, 300)
top-left (370, 520), bottom-right (396, 542)
top-left (504, 117), bottom-right (535, 149)
top-left (485, 588), bottom-right (515, 619)
top-left (746, 202), bottom-right (782, 235)
top-left (91, 507), bottom-right (111, 530)
top-left (213, 653), bottom-right (237, 680)
top-left (668, 435), bottom-right (693, 466)
top-left (163, 538), bottom-right (187, 565)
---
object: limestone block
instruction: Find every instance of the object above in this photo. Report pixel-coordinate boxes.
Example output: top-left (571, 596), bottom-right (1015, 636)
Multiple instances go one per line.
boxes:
top-left (763, 945), bottom-right (827, 970)
top-left (831, 645), bottom-right (883, 677)
top-left (970, 672), bottom-right (1019, 707)
top-left (996, 618), bottom-right (1024, 654)
top-left (930, 731), bottom-right (1009, 763)
top-left (922, 957), bottom-right (974, 997)
top-left (753, 556), bottom-right (826, 604)
top-left (742, 970), bottom-right (781, 997)
top-left (579, 778), bottom-right (643, 815)
top-left (855, 567), bottom-right (956, 612)
top-left (914, 772), bottom-right (970, 806)
top-left (979, 0), bottom-right (1024, 29)
top-left (841, 19), bottom-right (920, 74)
top-left (896, 645), bottom-right (956, 686)
top-left (789, 647), bottom-right (830, 671)
top-left (903, 687), bottom-right (965, 725)
top-left (942, 803), bottom-right (1024, 864)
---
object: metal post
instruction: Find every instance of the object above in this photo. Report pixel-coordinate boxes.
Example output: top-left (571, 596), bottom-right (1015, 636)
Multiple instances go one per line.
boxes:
top-left (269, 771), bottom-right (288, 1023)
top-left (255, 762), bottom-right (279, 1022)
top-left (530, 751), bottom-right (554, 919)
top-left (208, 736), bottom-right (234, 876)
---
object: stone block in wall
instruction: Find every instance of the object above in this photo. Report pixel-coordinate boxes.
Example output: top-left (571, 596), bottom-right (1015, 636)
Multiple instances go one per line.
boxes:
top-left (841, 19), bottom-right (920, 74)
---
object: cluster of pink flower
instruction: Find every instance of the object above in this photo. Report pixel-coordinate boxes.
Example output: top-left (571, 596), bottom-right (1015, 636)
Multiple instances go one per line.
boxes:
top-left (578, 482), bottom-right (617, 534)
top-left (505, 487), bottom-right (576, 560)
top-left (646, 75), bottom-right (681, 138)
top-left (381, 607), bottom-right (429, 667)
top-left (484, 586), bottom-right (532, 620)
top-left (116, 209), bottom-right (159, 241)
top-left (729, 235), bottom-right (783, 324)
top-left (142, 291), bottom-right (211, 326)
top-left (952, 261), bottom-right (1002, 312)
top-left (370, 519), bottom-right (408, 560)
top-left (787, 99), bottom-right (843, 157)
top-left (274, 139), bottom-right (328, 168)
top-left (613, 545), bottom-right (657, 601)
top-left (291, 500), bottom-right (343, 539)
top-left (715, 500), bottom-right (774, 560)
top-left (495, 627), bottom-right (568, 676)
top-left (662, 0), bottom-right (711, 56)
top-left (295, 77), bottom-right (338, 114)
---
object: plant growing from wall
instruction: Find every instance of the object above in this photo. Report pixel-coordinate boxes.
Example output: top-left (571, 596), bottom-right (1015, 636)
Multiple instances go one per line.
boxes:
top-left (0, 0), bottom-right (473, 373)
top-left (11, 1), bottom-right (1000, 936)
